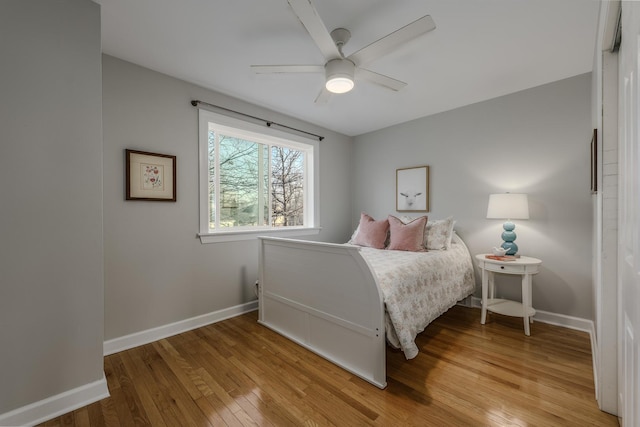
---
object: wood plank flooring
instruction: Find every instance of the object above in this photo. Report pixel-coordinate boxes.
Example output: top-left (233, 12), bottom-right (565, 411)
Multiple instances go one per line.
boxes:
top-left (39, 306), bottom-right (619, 426)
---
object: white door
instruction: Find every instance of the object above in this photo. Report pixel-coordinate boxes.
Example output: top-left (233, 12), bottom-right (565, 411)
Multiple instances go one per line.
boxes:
top-left (618, 3), bottom-right (640, 426)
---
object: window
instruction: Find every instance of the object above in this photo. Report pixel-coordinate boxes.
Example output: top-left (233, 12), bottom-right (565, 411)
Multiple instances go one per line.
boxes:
top-left (198, 109), bottom-right (319, 243)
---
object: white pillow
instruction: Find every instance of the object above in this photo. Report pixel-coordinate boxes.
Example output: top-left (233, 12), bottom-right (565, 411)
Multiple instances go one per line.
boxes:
top-left (347, 225), bottom-right (359, 243)
top-left (425, 216), bottom-right (455, 250)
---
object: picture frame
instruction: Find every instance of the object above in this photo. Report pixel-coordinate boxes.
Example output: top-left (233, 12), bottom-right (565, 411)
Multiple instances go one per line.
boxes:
top-left (396, 165), bottom-right (429, 212)
top-left (126, 149), bottom-right (176, 201)
top-left (590, 129), bottom-right (597, 194)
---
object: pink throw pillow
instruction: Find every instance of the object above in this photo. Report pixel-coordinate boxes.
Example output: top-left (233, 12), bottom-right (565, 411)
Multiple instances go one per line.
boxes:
top-left (387, 215), bottom-right (428, 251)
top-left (352, 213), bottom-right (389, 249)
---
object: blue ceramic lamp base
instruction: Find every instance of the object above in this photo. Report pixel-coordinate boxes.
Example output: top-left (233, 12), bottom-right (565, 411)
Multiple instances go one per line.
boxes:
top-left (500, 220), bottom-right (518, 255)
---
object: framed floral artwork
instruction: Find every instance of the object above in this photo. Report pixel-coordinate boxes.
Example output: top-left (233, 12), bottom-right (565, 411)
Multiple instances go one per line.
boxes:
top-left (396, 165), bottom-right (429, 212)
top-left (126, 149), bottom-right (176, 201)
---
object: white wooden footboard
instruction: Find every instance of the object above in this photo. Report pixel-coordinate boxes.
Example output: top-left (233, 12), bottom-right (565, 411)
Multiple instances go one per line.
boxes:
top-left (258, 236), bottom-right (387, 389)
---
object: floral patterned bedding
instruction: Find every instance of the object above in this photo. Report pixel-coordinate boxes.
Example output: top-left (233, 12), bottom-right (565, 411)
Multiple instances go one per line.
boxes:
top-left (358, 233), bottom-right (475, 359)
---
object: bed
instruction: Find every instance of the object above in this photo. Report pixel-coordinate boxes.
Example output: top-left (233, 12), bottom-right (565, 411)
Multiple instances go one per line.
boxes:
top-left (257, 216), bottom-right (475, 389)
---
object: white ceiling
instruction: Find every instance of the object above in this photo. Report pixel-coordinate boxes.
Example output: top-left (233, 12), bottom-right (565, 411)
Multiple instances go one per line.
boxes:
top-left (96, 0), bottom-right (600, 136)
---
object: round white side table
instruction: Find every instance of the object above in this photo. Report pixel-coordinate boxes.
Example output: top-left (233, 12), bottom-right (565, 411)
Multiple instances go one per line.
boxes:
top-left (475, 254), bottom-right (542, 336)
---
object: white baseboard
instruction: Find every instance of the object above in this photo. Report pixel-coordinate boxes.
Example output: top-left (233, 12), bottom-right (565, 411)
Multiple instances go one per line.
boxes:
top-left (590, 321), bottom-right (599, 402)
top-left (533, 309), bottom-right (595, 334)
top-left (0, 374), bottom-right (109, 427)
top-left (103, 300), bottom-right (259, 355)
top-left (470, 296), bottom-right (594, 334)
top-left (456, 295), bottom-right (475, 308)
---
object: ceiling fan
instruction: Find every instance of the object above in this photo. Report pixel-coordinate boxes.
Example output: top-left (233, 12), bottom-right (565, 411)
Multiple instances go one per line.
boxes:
top-left (251, 0), bottom-right (436, 103)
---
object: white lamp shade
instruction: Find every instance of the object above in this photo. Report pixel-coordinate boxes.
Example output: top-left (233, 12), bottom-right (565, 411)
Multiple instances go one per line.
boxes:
top-left (325, 59), bottom-right (355, 94)
top-left (486, 193), bottom-right (530, 219)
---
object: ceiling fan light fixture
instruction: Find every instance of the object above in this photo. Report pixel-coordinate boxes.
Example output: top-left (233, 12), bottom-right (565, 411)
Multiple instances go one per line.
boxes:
top-left (326, 77), bottom-right (354, 94)
top-left (325, 59), bottom-right (355, 94)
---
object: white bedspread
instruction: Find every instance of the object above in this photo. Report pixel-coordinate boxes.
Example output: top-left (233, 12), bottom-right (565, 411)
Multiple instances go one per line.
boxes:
top-left (358, 233), bottom-right (475, 359)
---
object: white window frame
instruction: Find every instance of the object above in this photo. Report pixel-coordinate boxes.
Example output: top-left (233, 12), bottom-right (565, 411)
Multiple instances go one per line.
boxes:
top-left (197, 109), bottom-right (320, 243)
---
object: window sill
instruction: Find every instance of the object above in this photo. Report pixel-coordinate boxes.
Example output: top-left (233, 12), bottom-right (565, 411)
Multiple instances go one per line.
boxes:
top-left (198, 227), bottom-right (321, 244)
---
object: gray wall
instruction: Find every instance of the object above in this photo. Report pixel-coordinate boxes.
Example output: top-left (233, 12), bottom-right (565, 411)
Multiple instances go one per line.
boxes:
top-left (0, 1), bottom-right (594, 417)
top-left (0, 0), bottom-right (104, 414)
top-left (102, 55), bottom-right (353, 340)
top-left (352, 73), bottom-right (593, 319)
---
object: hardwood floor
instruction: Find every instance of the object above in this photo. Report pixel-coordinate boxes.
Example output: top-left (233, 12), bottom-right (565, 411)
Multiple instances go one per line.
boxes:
top-left (39, 306), bottom-right (618, 426)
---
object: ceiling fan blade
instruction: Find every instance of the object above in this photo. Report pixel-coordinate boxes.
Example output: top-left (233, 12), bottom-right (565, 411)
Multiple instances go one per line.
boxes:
top-left (347, 15), bottom-right (436, 66)
top-left (356, 68), bottom-right (407, 91)
top-left (314, 87), bottom-right (332, 104)
top-left (251, 65), bottom-right (324, 74)
top-left (287, 0), bottom-right (342, 60)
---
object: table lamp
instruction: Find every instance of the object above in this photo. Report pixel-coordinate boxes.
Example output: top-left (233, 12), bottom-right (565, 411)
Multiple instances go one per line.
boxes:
top-left (486, 193), bottom-right (529, 255)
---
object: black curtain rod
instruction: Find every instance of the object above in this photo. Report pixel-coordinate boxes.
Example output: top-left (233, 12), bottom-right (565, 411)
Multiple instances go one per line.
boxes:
top-left (191, 100), bottom-right (324, 141)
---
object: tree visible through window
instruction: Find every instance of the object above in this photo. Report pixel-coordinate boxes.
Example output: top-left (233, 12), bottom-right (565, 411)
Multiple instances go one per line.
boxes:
top-left (202, 115), bottom-right (311, 233)
top-left (271, 146), bottom-right (304, 226)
